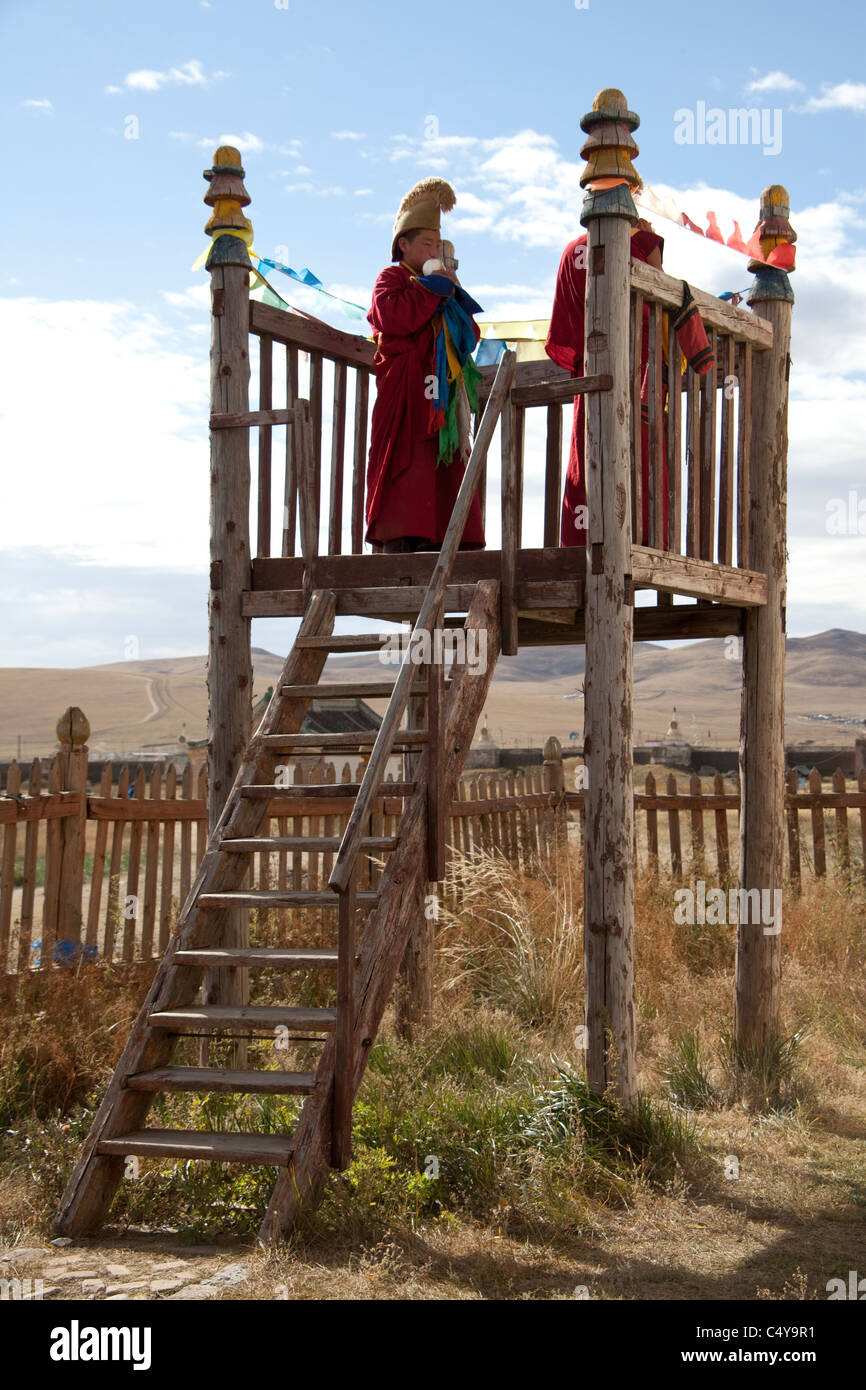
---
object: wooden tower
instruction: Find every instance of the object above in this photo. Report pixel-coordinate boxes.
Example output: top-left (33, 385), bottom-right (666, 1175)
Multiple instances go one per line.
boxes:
top-left (57, 92), bottom-right (794, 1242)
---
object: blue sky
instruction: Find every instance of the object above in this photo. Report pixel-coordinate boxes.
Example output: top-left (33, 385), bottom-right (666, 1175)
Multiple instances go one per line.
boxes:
top-left (2, 0), bottom-right (865, 668)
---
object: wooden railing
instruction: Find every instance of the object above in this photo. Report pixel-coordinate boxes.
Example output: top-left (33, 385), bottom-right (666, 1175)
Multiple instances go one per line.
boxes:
top-left (245, 268), bottom-right (771, 594)
top-left (627, 262), bottom-right (771, 567)
top-left (248, 302), bottom-right (375, 559)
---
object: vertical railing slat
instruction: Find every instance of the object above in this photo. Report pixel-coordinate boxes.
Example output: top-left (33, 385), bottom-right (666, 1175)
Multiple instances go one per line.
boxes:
top-left (718, 335), bottom-right (736, 565)
top-left (667, 313), bottom-right (682, 554)
top-left (282, 344), bottom-right (299, 557)
top-left (543, 402), bottom-right (563, 547)
top-left (699, 330), bottom-right (717, 561)
top-left (328, 360), bottom-right (347, 555)
top-left (631, 291), bottom-right (643, 545)
top-left (257, 333), bottom-right (273, 557)
top-left (736, 342), bottom-right (752, 569)
top-left (350, 370), bottom-right (369, 554)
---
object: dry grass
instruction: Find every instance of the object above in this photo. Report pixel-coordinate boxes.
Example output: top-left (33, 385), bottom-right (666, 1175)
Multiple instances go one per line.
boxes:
top-left (1, 848), bottom-right (866, 1300)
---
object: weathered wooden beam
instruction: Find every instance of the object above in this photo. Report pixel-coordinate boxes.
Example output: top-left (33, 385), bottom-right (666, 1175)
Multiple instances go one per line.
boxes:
top-left (510, 372), bottom-right (612, 406)
top-left (630, 260), bottom-right (773, 347)
top-left (631, 546), bottom-right (767, 606)
top-left (210, 408), bottom-right (295, 429)
top-left (250, 300), bottom-right (376, 368)
top-left (250, 543), bottom-right (585, 594)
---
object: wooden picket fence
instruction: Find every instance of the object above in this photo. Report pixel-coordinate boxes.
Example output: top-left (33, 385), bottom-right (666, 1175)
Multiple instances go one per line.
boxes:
top-left (1, 750), bottom-right (864, 988)
top-left (563, 767), bottom-right (866, 888)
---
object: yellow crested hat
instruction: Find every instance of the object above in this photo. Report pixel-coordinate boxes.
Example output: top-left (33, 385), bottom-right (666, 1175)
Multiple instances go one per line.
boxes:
top-left (391, 178), bottom-right (456, 259)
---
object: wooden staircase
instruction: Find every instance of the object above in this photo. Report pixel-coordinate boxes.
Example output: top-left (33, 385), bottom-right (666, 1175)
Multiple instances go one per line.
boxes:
top-left (55, 351), bottom-right (515, 1244)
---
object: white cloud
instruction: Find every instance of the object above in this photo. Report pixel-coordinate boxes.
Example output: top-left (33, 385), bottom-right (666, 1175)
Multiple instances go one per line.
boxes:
top-left (799, 81), bottom-right (866, 114)
top-left (121, 60), bottom-right (225, 93)
top-left (162, 284), bottom-right (211, 310)
top-left (198, 131), bottom-right (264, 154)
top-left (746, 70), bottom-right (804, 94)
top-left (104, 85), bottom-right (122, 95)
top-left (284, 182), bottom-right (345, 197)
top-left (0, 297), bottom-right (210, 569)
top-left (354, 188), bottom-right (373, 197)
top-left (21, 98), bottom-right (53, 113)
top-left (331, 130), bottom-right (365, 140)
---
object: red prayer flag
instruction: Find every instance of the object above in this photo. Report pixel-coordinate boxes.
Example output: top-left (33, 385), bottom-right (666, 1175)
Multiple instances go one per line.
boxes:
top-left (705, 211), bottom-right (724, 244)
top-left (744, 228), bottom-right (765, 261)
top-left (767, 242), bottom-right (796, 270)
top-left (681, 212), bottom-right (704, 235)
top-left (726, 220), bottom-right (748, 255)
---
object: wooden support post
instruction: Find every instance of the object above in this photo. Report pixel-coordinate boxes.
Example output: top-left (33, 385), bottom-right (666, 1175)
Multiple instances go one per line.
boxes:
top-left (396, 677), bottom-right (434, 1041)
top-left (204, 145), bottom-right (254, 1044)
top-left (580, 89), bottom-right (639, 1106)
top-left (736, 185), bottom-right (796, 1049)
top-left (55, 707), bottom-right (90, 948)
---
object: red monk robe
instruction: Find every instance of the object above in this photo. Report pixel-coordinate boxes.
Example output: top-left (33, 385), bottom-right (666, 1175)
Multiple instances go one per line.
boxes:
top-left (365, 262), bottom-right (485, 549)
top-left (546, 226), bottom-right (666, 548)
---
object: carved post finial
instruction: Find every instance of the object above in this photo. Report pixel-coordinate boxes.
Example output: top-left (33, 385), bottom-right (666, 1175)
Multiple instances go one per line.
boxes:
top-left (579, 88), bottom-right (641, 226)
top-left (203, 145), bottom-right (253, 270)
top-left (748, 183), bottom-right (796, 304)
top-left (56, 706), bottom-right (90, 747)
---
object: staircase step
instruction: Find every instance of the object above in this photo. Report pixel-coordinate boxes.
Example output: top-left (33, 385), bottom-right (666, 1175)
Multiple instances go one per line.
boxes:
top-left (221, 836), bottom-right (399, 853)
top-left (174, 947), bottom-right (338, 969)
top-left (126, 1067), bottom-right (317, 1095)
top-left (282, 682), bottom-right (428, 699)
top-left (148, 1005), bottom-right (337, 1035)
top-left (239, 782), bottom-right (415, 799)
top-left (96, 1130), bottom-right (294, 1165)
top-left (197, 890), bottom-right (377, 909)
top-left (259, 732), bottom-right (427, 750)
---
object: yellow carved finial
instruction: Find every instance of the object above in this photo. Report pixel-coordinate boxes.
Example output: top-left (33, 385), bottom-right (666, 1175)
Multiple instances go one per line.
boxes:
top-left (594, 88), bottom-right (628, 113)
top-left (580, 88), bottom-right (640, 191)
top-left (749, 182), bottom-right (796, 272)
top-left (203, 146), bottom-right (253, 242)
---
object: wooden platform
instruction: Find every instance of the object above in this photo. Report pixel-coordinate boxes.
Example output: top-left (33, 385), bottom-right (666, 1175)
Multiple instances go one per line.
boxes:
top-left (243, 545), bottom-right (764, 641)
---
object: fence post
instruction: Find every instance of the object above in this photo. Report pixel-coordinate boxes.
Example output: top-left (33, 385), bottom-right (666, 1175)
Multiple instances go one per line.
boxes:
top-left (580, 89), bottom-right (639, 1106)
top-left (55, 706), bottom-right (89, 949)
top-left (736, 185), bottom-right (796, 1049)
top-left (543, 735), bottom-right (567, 858)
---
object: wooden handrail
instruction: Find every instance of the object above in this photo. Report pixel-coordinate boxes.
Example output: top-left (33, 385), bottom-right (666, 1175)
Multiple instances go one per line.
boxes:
top-left (250, 301), bottom-right (376, 370)
top-left (328, 349), bottom-right (516, 894)
top-left (630, 261), bottom-right (773, 348)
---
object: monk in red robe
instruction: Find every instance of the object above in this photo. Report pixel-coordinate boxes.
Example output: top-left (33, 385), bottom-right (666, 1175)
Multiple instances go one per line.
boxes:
top-left (365, 178), bottom-right (485, 554)
top-left (545, 220), bottom-right (665, 548)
